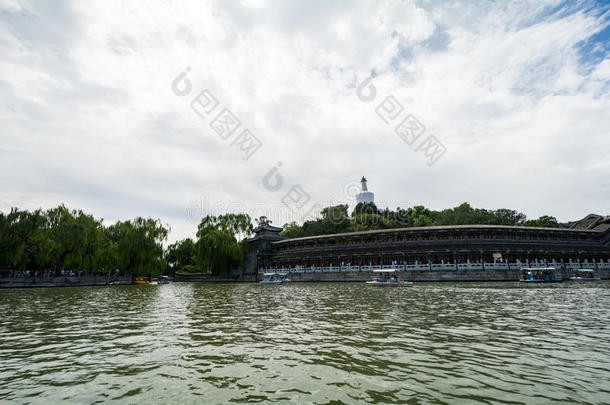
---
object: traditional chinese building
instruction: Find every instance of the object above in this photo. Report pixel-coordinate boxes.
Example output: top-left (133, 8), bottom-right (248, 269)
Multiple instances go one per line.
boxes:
top-left (244, 216), bottom-right (610, 277)
top-left (243, 222), bottom-right (285, 274)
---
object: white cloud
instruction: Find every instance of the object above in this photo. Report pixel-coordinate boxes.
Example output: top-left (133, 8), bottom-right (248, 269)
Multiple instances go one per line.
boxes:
top-left (0, 0), bottom-right (608, 242)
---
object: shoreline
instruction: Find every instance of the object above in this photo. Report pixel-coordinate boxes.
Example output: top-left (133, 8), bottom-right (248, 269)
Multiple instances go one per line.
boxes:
top-left (178, 268), bottom-right (610, 283)
top-left (3, 269), bottom-right (607, 288)
top-left (0, 275), bottom-right (132, 289)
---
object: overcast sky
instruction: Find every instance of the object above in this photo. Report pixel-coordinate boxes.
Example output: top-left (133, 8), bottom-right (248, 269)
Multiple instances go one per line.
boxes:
top-left (1, 0), bottom-right (609, 242)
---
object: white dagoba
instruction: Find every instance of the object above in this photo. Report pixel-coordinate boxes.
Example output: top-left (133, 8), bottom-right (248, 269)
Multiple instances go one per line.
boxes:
top-left (356, 176), bottom-right (375, 204)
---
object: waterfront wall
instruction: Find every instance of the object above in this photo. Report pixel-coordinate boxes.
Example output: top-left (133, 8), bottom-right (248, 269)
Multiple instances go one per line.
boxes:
top-left (264, 225), bottom-right (610, 274)
top-left (285, 270), bottom-right (520, 282)
top-left (0, 275), bottom-right (132, 289)
top-left (249, 268), bottom-right (610, 282)
top-left (251, 264), bottom-right (610, 283)
top-left (174, 272), bottom-right (238, 283)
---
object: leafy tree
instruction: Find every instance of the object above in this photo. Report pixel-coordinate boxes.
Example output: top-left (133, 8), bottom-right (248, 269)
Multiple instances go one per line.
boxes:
top-left (320, 204), bottom-right (350, 233)
top-left (194, 214), bottom-right (252, 276)
top-left (196, 229), bottom-right (243, 276)
top-left (0, 209), bottom-right (30, 269)
top-left (198, 214), bottom-right (253, 241)
top-left (281, 221), bottom-right (305, 238)
top-left (351, 213), bottom-right (393, 231)
top-left (408, 206), bottom-right (435, 227)
top-left (0, 206), bottom-right (167, 277)
top-left (492, 208), bottom-right (526, 226)
top-left (352, 202), bottom-right (379, 216)
top-left (277, 202), bottom-right (561, 237)
top-left (107, 218), bottom-right (168, 277)
top-left (166, 238), bottom-right (197, 273)
top-left (523, 215), bottom-right (561, 228)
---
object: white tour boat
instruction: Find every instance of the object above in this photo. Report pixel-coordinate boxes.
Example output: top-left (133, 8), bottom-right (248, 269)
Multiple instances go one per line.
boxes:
top-left (570, 269), bottom-right (601, 281)
top-left (260, 272), bottom-right (291, 284)
top-left (366, 269), bottom-right (413, 287)
top-left (519, 267), bottom-right (562, 283)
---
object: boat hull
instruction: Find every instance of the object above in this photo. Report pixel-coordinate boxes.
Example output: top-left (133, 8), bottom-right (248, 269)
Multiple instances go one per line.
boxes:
top-left (570, 277), bottom-right (601, 281)
top-left (519, 279), bottom-right (562, 283)
top-left (366, 281), bottom-right (413, 287)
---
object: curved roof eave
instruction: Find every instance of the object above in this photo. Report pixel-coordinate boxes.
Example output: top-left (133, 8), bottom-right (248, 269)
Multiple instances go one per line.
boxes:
top-left (272, 224), bottom-right (603, 245)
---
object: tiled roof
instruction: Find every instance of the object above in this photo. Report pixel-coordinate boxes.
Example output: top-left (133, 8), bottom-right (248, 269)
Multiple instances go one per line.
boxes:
top-left (273, 224), bottom-right (601, 244)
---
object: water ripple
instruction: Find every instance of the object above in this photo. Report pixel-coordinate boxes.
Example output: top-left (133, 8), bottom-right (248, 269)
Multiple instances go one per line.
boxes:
top-left (1, 282), bottom-right (610, 403)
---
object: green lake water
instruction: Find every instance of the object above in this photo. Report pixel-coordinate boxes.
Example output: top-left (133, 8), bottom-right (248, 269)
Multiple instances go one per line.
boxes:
top-left (1, 282), bottom-right (609, 404)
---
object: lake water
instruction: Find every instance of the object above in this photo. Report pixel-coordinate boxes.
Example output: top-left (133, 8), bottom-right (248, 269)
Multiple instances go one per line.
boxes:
top-left (1, 282), bottom-right (609, 404)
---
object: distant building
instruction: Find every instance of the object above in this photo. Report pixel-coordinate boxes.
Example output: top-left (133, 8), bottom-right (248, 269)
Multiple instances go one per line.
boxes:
top-left (241, 180), bottom-right (610, 277)
top-left (242, 214), bottom-right (610, 276)
top-left (258, 224), bottom-right (610, 271)
top-left (567, 214), bottom-right (610, 232)
top-left (356, 176), bottom-right (374, 205)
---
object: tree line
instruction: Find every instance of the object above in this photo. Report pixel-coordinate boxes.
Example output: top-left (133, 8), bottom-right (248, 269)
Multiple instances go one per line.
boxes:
top-left (0, 205), bottom-right (254, 278)
top-left (165, 213), bottom-right (252, 276)
top-left (281, 202), bottom-right (563, 238)
top-left (0, 205), bottom-right (168, 277)
top-left (1, 202), bottom-right (564, 276)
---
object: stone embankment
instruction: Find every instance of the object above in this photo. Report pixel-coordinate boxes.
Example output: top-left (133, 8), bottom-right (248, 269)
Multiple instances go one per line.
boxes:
top-left (248, 266), bottom-right (610, 283)
top-left (153, 268), bottom-right (610, 284)
top-left (0, 275), bottom-right (132, 288)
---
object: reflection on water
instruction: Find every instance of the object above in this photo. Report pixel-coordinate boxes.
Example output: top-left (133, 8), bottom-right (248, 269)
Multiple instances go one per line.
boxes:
top-left (1, 282), bottom-right (610, 404)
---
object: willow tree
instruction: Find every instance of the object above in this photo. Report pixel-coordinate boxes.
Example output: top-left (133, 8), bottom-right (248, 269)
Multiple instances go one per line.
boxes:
top-left (195, 214), bottom-right (251, 276)
top-left (106, 217), bottom-right (169, 277)
top-left (166, 238), bottom-right (197, 273)
top-left (0, 208), bottom-right (30, 269)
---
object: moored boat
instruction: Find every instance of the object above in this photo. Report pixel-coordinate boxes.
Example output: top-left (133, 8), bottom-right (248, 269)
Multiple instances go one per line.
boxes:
top-left (260, 272), bottom-right (291, 284)
top-left (520, 267), bottom-right (562, 283)
top-left (158, 276), bottom-right (171, 284)
top-left (570, 269), bottom-right (601, 281)
top-left (133, 277), bottom-right (150, 285)
top-left (366, 269), bottom-right (413, 287)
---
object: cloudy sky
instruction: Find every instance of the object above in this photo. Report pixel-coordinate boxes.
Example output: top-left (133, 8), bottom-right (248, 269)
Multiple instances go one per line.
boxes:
top-left (1, 0), bottom-right (609, 241)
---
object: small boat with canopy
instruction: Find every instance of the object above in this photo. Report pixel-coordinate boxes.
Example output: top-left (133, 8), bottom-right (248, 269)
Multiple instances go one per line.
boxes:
top-left (260, 272), bottom-right (291, 284)
top-left (519, 267), bottom-right (562, 283)
top-left (570, 269), bottom-right (601, 281)
top-left (366, 269), bottom-right (413, 287)
top-left (133, 277), bottom-right (150, 285)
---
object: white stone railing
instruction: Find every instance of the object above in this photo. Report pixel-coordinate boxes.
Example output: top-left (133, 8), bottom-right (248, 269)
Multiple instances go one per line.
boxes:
top-left (259, 261), bottom-right (610, 274)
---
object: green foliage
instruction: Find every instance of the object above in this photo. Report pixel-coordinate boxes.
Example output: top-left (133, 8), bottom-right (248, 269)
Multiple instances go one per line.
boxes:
top-left (0, 202), bottom-right (566, 276)
top-left (106, 218), bottom-right (168, 277)
top-left (281, 202), bottom-right (564, 238)
top-left (194, 214), bottom-right (252, 276)
top-left (352, 202), bottom-right (379, 216)
top-left (492, 208), bottom-right (527, 226)
top-left (166, 238), bottom-right (197, 273)
top-left (523, 215), bottom-right (562, 228)
top-left (281, 221), bottom-right (305, 238)
top-left (320, 204), bottom-right (350, 234)
top-left (196, 229), bottom-right (243, 276)
top-left (351, 213), bottom-right (393, 231)
top-left (0, 206), bottom-right (168, 276)
top-left (197, 213), bottom-right (253, 240)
